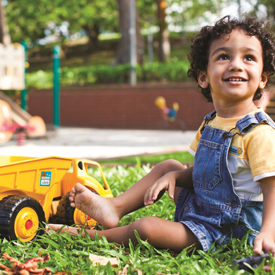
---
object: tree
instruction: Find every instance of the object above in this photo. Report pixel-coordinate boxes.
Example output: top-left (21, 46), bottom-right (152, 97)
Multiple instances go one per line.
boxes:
top-left (5, 0), bottom-right (55, 44)
top-left (167, 0), bottom-right (230, 28)
top-left (0, 1), bottom-right (11, 45)
top-left (156, 0), bottom-right (170, 62)
top-left (5, 0), bottom-right (119, 50)
top-left (54, 0), bottom-right (118, 51)
top-left (248, 0), bottom-right (275, 22)
top-left (113, 0), bottom-right (144, 65)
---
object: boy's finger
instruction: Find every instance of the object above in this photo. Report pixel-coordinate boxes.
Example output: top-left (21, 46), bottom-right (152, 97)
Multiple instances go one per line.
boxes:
top-left (167, 183), bottom-right (175, 199)
top-left (151, 181), bottom-right (164, 200)
top-left (253, 238), bottom-right (263, 254)
top-left (144, 189), bottom-right (150, 205)
top-left (144, 184), bottom-right (156, 205)
top-left (262, 242), bottom-right (275, 256)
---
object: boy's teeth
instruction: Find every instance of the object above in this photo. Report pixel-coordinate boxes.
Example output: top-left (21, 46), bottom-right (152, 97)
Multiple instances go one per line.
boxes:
top-left (227, 78), bottom-right (244, 81)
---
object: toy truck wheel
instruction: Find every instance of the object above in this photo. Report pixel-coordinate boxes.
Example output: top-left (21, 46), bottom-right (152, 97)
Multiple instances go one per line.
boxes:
top-left (56, 192), bottom-right (98, 228)
top-left (67, 206), bottom-right (98, 229)
top-left (0, 195), bottom-right (45, 242)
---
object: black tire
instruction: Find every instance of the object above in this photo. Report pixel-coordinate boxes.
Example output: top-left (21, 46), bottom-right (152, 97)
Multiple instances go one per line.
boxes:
top-left (0, 195), bottom-right (45, 242)
top-left (66, 203), bottom-right (77, 226)
top-left (55, 192), bottom-right (71, 224)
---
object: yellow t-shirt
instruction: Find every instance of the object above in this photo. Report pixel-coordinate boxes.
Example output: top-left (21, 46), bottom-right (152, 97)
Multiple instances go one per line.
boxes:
top-left (189, 109), bottom-right (275, 201)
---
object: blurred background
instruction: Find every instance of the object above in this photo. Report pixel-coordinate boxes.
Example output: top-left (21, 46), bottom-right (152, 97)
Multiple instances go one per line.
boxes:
top-left (0, 0), bottom-right (274, 137)
top-left (5, 0), bottom-right (271, 83)
top-left (4, 0), bottom-right (270, 73)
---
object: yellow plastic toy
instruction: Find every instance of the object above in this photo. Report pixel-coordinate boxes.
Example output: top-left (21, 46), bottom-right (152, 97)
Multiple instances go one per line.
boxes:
top-left (155, 96), bottom-right (179, 122)
top-left (0, 155), bottom-right (113, 242)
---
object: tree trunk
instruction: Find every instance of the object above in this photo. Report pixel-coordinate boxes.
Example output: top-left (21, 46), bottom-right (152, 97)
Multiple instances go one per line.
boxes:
top-left (156, 0), bottom-right (170, 62)
top-left (0, 2), bottom-right (11, 45)
top-left (113, 0), bottom-right (143, 65)
top-left (83, 24), bottom-right (100, 51)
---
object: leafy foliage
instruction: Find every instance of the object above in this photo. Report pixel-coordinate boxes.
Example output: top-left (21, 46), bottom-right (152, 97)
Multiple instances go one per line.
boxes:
top-left (5, 0), bottom-right (55, 43)
top-left (27, 60), bottom-right (190, 89)
top-left (5, 0), bottom-right (118, 45)
top-left (0, 163), bottom-right (271, 274)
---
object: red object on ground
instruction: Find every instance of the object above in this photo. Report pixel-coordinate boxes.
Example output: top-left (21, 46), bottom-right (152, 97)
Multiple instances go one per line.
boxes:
top-left (16, 128), bottom-right (26, 146)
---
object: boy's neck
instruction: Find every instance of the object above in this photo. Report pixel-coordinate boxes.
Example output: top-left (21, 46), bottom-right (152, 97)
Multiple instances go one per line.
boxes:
top-left (213, 101), bottom-right (259, 118)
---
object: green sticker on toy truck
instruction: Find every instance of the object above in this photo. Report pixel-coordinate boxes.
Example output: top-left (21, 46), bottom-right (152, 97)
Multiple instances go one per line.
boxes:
top-left (40, 171), bottom-right (51, 186)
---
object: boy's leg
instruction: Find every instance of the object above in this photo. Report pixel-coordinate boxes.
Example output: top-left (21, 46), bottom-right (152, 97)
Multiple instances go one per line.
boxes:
top-left (69, 159), bottom-right (188, 229)
top-left (48, 216), bottom-right (201, 252)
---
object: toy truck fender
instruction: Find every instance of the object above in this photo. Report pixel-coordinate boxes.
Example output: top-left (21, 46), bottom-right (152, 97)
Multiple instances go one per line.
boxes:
top-left (61, 159), bottom-right (113, 198)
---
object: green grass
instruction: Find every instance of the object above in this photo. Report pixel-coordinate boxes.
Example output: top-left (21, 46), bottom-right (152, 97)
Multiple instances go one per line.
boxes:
top-left (0, 162), bottom-right (272, 274)
top-left (98, 151), bottom-right (194, 166)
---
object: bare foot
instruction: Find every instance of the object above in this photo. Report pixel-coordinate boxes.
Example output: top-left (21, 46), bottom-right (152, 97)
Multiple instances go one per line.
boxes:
top-left (69, 183), bottom-right (120, 228)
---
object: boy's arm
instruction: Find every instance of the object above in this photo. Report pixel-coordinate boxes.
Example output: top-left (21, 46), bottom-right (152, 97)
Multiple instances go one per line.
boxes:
top-left (253, 176), bottom-right (275, 255)
top-left (175, 166), bottom-right (194, 188)
top-left (144, 167), bottom-right (193, 206)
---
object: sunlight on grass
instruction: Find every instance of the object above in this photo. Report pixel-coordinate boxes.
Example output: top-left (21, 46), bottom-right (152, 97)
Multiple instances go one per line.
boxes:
top-left (98, 151), bottom-right (194, 166)
top-left (0, 159), bottom-right (266, 274)
top-left (98, 32), bottom-right (121, 40)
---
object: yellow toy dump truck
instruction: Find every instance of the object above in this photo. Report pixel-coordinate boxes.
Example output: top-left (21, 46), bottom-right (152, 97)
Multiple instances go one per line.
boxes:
top-left (0, 155), bottom-right (113, 242)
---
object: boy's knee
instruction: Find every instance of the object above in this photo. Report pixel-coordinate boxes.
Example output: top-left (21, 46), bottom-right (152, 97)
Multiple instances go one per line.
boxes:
top-left (129, 217), bottom-right (156, 241)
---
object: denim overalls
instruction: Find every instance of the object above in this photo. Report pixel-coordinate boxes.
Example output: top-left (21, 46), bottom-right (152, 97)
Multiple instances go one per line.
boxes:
top-left (175, 110), bottom-right (275, 251)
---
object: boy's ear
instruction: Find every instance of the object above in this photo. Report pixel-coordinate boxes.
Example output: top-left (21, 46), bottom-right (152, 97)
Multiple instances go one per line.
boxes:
top-left (259, 72), bottom-right (269, 89)
top-left (198, 71), bottom-right (209, 88)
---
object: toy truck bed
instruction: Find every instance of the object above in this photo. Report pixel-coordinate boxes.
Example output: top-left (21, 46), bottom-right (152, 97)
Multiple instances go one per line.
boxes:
top-left (0, 155), bottom-right (113, 242)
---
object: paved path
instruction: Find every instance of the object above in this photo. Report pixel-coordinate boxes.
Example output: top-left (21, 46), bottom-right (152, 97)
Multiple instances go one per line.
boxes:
top-left (0, 128), bottom-right (196, 159)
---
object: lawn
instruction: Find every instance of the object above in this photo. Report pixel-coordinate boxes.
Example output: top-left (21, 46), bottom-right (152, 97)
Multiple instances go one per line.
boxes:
top-left (0, 153), bottom-right (272, 274)
top-left (98, 151), bottom-right (194, 166)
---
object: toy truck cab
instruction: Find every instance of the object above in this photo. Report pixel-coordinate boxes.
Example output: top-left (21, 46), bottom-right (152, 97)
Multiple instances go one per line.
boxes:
top-left (0, 155), bottom-right (113, 242)
top-left (56, 158), bottom-right (113, 228)
top-left (61, 159), bottom-right (113, 198)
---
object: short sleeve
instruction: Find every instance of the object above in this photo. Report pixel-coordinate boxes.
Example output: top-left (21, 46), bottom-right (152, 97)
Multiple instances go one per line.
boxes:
top-left (247, 126), bottom-right (275, 181)
top-left (189, 122), bottom-right (204, 156)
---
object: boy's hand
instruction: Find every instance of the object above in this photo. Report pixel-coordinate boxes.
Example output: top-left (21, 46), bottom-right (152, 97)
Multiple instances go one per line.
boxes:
top-left (253, 232), bottom-right (275, 255)
top-left (144, 172), bottom-right (176, 206)
top-left (256, 176), bottom-right (275, 256)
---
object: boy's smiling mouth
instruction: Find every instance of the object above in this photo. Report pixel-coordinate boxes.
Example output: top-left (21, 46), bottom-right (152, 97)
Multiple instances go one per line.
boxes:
top-left (223, 77), bottom-right (247, 82)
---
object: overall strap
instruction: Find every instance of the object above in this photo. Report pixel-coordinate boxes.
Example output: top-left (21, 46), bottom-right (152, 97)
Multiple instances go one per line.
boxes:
top-left (200, 110), bottom-right (216, 133)
top-left (236, 111), bottom-right (275, 134)
top-left (203, 110), bottom-right (216, 122)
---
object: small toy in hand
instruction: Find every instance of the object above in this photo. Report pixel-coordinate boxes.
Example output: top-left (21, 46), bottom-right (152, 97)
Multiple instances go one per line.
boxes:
top-left (233, 254), bottom-right (270, 273)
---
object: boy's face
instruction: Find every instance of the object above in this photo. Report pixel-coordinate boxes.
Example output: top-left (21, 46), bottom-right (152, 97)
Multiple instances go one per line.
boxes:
top-left (198, 29), bottom-right (268, 106)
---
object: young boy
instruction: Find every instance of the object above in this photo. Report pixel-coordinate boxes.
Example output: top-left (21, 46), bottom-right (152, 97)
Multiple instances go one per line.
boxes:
top-left (49, 15), bottom-right (275, 254)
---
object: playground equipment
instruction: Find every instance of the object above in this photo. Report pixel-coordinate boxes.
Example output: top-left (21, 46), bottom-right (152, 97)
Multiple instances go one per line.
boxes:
top-left (0, 92), bottom-right (46, 144)
top-left (155, 96), bottom-right (187, 130)
top-left (155, 96), bottom-right (179, 122)
top-left (0, 41), bottom-right (46, 144)
top-left (0, 43), bottom-right (25, 91)
top-left (0, 155), bottom-right (113, 242)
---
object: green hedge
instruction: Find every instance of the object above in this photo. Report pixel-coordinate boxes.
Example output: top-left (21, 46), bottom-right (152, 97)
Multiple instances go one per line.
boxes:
top-left (26, 60), bottom-right (190, 89)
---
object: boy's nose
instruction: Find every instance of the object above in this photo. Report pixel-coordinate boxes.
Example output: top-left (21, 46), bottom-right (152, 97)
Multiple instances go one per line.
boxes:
top-left (228, 58), bottom-right (243, 71)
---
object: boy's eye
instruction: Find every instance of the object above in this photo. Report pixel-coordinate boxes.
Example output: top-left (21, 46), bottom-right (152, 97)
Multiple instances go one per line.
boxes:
top-left (244, 55), bottom-right (255, 61)
top-left (218, 54), bottom-right (229, 60)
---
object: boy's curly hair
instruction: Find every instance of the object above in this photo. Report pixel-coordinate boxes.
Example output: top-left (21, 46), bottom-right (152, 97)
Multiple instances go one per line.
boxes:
top-left (187, 15), bottom-right (275, 102)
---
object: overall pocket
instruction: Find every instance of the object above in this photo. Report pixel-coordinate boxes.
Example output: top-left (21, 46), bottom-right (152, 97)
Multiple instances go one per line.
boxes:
top-left (193, 139), bottom-right (223, 190)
